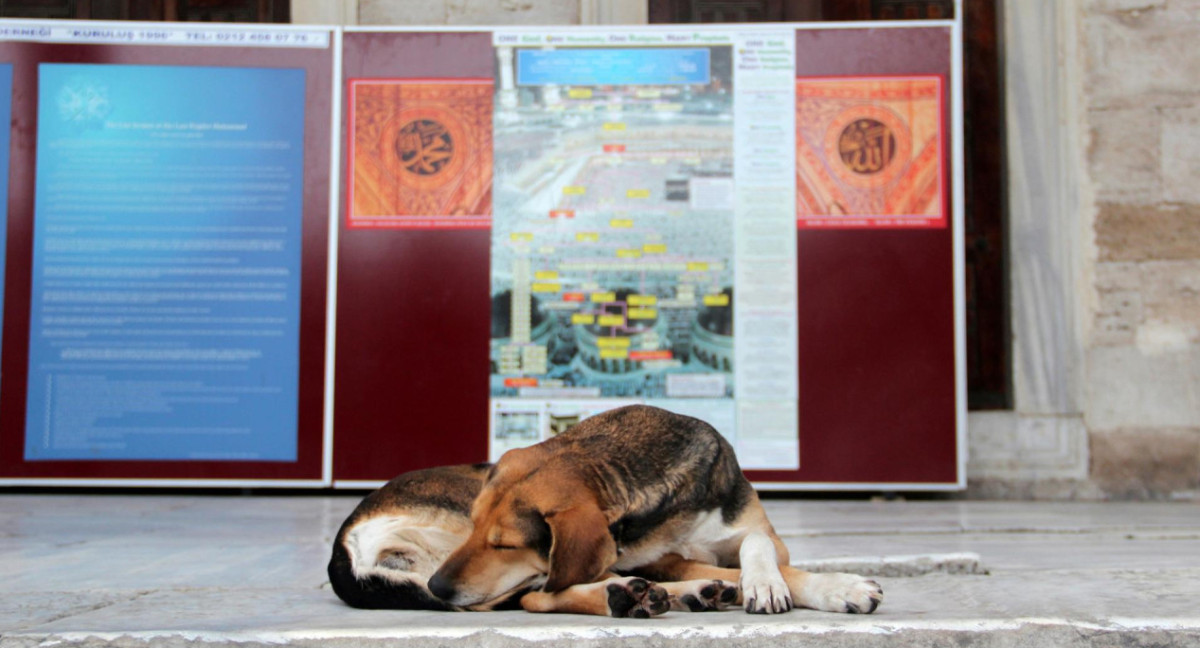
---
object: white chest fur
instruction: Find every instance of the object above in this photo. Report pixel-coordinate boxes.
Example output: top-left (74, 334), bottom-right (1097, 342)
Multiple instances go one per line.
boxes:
top-left (612, 508), bottom-right (746, 570)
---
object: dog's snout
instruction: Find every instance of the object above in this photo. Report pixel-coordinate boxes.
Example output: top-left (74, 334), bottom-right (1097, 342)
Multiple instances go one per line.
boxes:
top-left (428, 571), bottom-right (457, 602)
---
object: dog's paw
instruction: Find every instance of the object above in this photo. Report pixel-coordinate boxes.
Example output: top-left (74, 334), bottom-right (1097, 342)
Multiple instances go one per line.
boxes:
top-left (606, 577), bottom-right (671, 618)
top-left (799, 573), bottom-right (883, 614)
top-left (741, 568), bottom-right (793, 614)
top-left (670, 579), bottom-right (740, 612)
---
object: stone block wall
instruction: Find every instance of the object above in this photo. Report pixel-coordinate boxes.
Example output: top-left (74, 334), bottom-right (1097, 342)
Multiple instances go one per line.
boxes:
top-left (1084, 0), bottom-right (1200, 499)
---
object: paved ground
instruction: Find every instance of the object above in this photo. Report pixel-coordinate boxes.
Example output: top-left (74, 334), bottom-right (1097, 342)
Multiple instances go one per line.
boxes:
top-left (1, 494), bottom-right (1198, 647)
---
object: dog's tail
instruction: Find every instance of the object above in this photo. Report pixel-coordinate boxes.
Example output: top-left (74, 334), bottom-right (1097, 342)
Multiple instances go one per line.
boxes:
top-left (327, 536), bottom-right (456, 611)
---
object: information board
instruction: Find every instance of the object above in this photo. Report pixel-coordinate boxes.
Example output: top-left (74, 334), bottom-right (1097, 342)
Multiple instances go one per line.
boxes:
top-left (0, 23), bottom-right (334, 484)
top-left (332, 23), bottom-right (963, 490)
top-left (0, 20), bottom-right (963, 489)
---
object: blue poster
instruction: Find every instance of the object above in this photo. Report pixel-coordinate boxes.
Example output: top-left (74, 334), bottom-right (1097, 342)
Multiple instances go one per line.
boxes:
top-left (517, 48), bottom-right (710, 86)
top-left (0, 64), bottom-right (10, 395)
top-left (25, 64), bottom-right (306, 461)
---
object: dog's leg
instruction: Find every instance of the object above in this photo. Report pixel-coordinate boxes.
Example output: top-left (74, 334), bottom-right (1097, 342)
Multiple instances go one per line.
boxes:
top-left (737, 531), bottom-right (793, 613)
top-left (520, 576), bottom-right (671, 618)
top-left (779, 567), bottom-right (883, 614)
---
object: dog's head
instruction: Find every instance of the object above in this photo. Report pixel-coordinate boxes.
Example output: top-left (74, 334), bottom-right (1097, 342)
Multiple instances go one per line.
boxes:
top-left (427, 447), bottom-right (617, 607)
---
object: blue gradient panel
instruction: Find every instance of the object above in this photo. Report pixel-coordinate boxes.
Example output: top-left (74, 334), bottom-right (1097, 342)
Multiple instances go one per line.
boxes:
top-left (25, 64), bottom-right (306, 461)
top-left (0, 64), bottom-right (10, 394)
top-left (516, 48), bottom-right (710, 86)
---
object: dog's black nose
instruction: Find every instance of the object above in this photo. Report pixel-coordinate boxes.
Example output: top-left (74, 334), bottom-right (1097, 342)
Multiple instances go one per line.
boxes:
top-left (427, 572), bottom-right (456, 602)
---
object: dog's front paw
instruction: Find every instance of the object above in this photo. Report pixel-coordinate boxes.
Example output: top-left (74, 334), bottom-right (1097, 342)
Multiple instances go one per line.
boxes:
top-left (799, 573), bottom-right (883, 614)
top-left (671, 579), bottom-right (740, 612)
top-left (741, 568), bottom-right (793, 614)
top-left (606, 577), bottom-right (671, 618)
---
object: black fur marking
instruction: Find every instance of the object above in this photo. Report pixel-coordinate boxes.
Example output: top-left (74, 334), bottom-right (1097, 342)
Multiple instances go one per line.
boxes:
top-left (328, 542), bottom-right (455, 611)
top-left (681, 594), bottom-right (706, 612)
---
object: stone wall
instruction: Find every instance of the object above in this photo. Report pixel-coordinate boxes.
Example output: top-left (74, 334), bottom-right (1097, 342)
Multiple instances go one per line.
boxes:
top-left (1084, 0), bottom-right (1200, 499)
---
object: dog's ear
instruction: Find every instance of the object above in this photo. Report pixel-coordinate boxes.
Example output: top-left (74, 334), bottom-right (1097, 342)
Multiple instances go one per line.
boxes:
top-left (543, 502), bottom-right (616, 592)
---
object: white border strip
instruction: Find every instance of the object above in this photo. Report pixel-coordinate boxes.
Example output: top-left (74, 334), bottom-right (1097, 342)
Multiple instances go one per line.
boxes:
top-left (320, 27), bottom-right (344, 487)
top-left (951, 0), bottom-right (968, 489)
top-left (333, 480), bottom-right (964, 492)
top-left (0, 18), bottom-right (330, 47)
top-left (344, 20), bottom-right (955, 34)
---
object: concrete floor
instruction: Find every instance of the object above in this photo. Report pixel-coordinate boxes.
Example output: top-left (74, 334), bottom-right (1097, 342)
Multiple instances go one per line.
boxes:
top-left (1, 494), bottom-right (1198, 647)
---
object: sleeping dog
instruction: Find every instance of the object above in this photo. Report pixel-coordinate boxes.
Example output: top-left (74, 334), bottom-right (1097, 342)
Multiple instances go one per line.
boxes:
top-left (329, 463), bottom-right (739, 617)
top-left (331, 405), bottom-right (882, 616)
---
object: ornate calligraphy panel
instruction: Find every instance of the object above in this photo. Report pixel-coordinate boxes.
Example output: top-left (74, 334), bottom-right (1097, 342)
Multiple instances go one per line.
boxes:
top-left (794, 75), bottom-right (944, 229)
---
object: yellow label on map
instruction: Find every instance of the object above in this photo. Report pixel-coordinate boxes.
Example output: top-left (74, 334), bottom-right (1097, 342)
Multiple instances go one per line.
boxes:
top-left (636, 89), bottom-right (662, 99)
top-left (597, 337), bottom-right (631, 348)
top-left (535, 270), bottom-right (559, 280)
top-left (591, 292), bottom-right (616, 303)
top-left (643, 243), bottom-right (667, 254)
top-left (687, 262), bottom-right (710, 272)
top-left (610, 219), bottom-right (634, 228)
top-left (600, 349), bottom-right (629, 359)
top-left (628, 308), bottom-right (657, 319)
top-left (510, 232), bottom-right (534, 242)
top-left (703, 294), bottom-right (730, 306)
top-left (653, 103), bottom-right (683, 112)
top-left (562, 186), bottom-right (586, 195)
top-left (627, 294), bottom-right (657, 306)
top-left (598, 314), bottom-right (625, 326)
top-left (532, 283), bottom-right (561, 293)
top-left (626, 189), bottom-right (651, 199)
top-left (650, 157), bottom-right (668, 165)
top-left (571, 314), bottom-right (596, 325)
top-left (576, 232), bottom-right (600, 242)
top-left (617, 248), bottom-right (642, 258)
top-left (568, 88), bottom-right (593, 99)
top-left (603, 122), bottom-right (627, 131)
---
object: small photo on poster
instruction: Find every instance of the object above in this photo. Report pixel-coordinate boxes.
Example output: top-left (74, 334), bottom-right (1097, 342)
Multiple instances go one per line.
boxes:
top-left (489, 398), bottom-right (638, 461)
top-left (794, 75), bottom-right (945, 229)
top-left (490, 400), bottom-right (543, 459)
top-left (347, 78), bottom-right (493, 229)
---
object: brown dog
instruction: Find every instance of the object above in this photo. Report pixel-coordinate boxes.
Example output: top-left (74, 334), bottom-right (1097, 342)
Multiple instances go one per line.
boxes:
top-left (328, 463), bottom-right (739, 617)
top-left (428, 405), bottom-right (883, 615)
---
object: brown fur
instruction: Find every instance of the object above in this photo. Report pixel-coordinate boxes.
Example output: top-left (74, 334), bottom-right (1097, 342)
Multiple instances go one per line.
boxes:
top-left (428, 405), bottom-right (883, 615)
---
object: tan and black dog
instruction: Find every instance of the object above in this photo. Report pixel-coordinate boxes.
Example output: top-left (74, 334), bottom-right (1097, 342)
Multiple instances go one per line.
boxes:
top-left (427, 405), bottom-right (883, 615)
top-left (328, 463), bottom-right (739, 617)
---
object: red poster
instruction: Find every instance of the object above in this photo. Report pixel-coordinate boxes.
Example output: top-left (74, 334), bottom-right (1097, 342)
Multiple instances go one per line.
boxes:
top-left (347, 79), bottom-right (493, 229)
top-left (794, 75), bottom-right (945, 229)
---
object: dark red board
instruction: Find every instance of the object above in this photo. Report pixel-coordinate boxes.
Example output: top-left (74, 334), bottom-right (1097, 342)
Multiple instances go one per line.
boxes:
top-left (333, 27), bottom-right (959, 487)
top-left (333, 32), bottom-right (495, 479)
top-left (0, 39), bottom-right (333, 482)
top-left (747, 27), bottom-right (958, 485)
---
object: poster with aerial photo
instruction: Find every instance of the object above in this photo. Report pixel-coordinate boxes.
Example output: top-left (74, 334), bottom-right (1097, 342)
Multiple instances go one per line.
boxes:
top-left (488, 43), bottom-right (736, 403)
